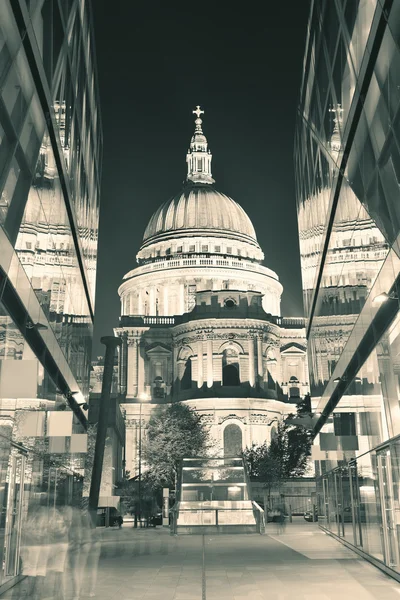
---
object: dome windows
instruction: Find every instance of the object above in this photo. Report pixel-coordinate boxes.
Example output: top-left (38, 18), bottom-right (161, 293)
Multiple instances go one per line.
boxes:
top-left (224, 298), bottom-right (237, 309)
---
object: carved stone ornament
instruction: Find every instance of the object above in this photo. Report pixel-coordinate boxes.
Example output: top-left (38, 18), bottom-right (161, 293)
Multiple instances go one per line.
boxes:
top-left (200, 413), bottom-right (214, 424)
top-left (250, 413), bottom-right (276, 424)
top-left (218, 414), bottom-right (247, 425)
top-left (127, 337), bottom-right (140, 347)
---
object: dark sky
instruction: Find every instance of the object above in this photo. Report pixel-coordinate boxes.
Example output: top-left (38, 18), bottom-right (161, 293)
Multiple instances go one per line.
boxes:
top-left (90, 1), bottom-right (310, 358)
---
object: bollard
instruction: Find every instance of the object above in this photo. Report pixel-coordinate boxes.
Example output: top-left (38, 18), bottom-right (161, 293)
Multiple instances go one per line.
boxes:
top-left (289, 504), bottom-right (293, 523)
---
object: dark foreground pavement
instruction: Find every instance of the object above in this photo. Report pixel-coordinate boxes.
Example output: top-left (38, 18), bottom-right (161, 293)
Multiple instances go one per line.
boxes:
top-left (3, 519), bottom-right (400, 599)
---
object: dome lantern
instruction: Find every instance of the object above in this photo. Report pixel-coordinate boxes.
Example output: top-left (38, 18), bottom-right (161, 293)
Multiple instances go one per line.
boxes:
top-left (186, 106), bottom-right (215, 185)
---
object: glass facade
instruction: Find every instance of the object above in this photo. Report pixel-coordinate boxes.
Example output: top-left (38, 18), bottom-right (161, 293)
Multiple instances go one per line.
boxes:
top-left (295, 0), bottom-right (400, 578)
top-left (0, 1), bottom-right (101, 591)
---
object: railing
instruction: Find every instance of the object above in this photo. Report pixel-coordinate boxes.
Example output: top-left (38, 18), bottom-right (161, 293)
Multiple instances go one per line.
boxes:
top-left (123, 256), bottom-right (279, 281)
top-left (119, 315), bottom-right (176, 327)
top-left (119, 313), bottom-right (293, 328)
top-left (280, 317), bottom-right (306, 328)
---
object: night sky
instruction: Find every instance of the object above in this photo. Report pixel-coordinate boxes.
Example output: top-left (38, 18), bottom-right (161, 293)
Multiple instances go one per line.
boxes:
top-left (90, 1), bottom-right (311, 358)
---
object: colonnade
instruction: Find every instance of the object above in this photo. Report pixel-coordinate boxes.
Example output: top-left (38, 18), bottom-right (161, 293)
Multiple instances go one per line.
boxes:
top-left (121, 280), bottom-right (281, 317)
top-left (123, 332), bottom-right (272, 398)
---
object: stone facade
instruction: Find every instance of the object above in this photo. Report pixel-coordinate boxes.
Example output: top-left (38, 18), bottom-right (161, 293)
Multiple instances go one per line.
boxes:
top-left (110, 109), bottom-right (309, 477)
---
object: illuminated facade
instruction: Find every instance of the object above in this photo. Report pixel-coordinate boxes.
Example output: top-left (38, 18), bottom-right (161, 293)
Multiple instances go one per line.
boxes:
top-left (114, 108), bottom-right (309, 477)
top-left (295, 0), bottom-right (400, 579)
top-left (0, 1), bottom-right (101, 590)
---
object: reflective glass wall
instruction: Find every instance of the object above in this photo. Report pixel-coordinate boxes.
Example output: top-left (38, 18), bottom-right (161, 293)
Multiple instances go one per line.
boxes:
top-left (318, 436), bottom-right (400, 575)
top-left (0, 1), bottom-right (101, 590)
top-left (296, 0), bottom-right (400, 577)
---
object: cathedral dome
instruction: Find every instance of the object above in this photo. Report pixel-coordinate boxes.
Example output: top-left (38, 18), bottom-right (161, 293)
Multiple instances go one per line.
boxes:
top-left (142, 184), bottom-right (258, 245)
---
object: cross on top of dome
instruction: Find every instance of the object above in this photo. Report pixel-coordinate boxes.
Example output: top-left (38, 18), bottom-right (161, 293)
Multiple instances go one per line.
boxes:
top-left (193, 105), bottom-right (204, 118)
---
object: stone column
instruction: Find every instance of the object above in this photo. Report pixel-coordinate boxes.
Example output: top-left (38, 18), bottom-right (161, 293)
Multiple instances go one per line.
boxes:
top-left (138, 290), bottom-right (143, 315)
top-left (179, 281), bottom-right (185, 314)
top-left (163, 286), bottom-right (169, 315)
top-left (207, 338), bottom-right (213, 388)
top-left (248, 335), bottom-right (255, 387)
top-left (197, 338), bottom-right (203, 388)
top-left (138, 341), bottom-right (146, 396)
top-left (118, 333), bottom-right (128, 394)
top-left (149, 287), bottom-right (156, 315)
top-left (127, 338), bottom-right (138, 396)
top-left (257, 335), bottom-right (263, 383)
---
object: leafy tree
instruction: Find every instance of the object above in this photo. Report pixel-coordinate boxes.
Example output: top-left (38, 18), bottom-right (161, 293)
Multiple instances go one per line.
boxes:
top-left (116, 471), bottom-right (155, 521)
top-left (244, 415), bottom-right (313, 505)
top-left (296, 392), bottom-right (312, 415)
top-left (143, 403), bottom-right (212, 491)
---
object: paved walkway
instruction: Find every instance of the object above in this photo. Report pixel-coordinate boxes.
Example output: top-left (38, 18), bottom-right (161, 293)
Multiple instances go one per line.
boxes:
top-left (4, 520), bottom-right (400, 599)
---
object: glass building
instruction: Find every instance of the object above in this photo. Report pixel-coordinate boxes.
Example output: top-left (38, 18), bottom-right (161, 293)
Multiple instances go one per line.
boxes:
top-left (295, 0), bottom-right (400, 580)
top-left (0, 1), bottom-right (101, 591)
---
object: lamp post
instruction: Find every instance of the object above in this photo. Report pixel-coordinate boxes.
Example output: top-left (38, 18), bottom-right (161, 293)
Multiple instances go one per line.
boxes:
top-left (137, 393), bottom-right (150, 527)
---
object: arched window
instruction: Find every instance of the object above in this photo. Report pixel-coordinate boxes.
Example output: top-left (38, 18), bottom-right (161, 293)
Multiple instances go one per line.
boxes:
top-left (223, 364), bottom-right (240, 386)
top-left (222, 348), bottom-right (240, 386)
top-left (181, 358), bottom-right (192, 390)
top-left (223, 423), bottom-right (243, 457)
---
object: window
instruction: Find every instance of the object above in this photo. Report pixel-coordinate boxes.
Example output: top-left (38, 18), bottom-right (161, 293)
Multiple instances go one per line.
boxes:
top-left (224, 298), bottom-right (236, 308)
top-left (201, 245), bottom-right (208, 252)
top-left (177, 246), bottom-right (183, 253)
top-left (214, 246), bottom-right (221, 252)
top-left (226, 247), bottom-right (232, 254)
top-left (333, 413), bottom-right (356, 436)
top-left (189, 245), bottom-right (195, 252)
top-left (156, 250), bottom-right (161, 257)
top-left (166, 248), bottom-right (171, 255)
top-left (237, 249), bottom-right (241, 256)
top-left (26, 242), bottom-right (32, 249)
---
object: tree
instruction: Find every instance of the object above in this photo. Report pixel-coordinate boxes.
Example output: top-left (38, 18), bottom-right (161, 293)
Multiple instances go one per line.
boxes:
top-left (143, 403), bottom-right (212, 491)
top-left (116, 471), bottom-right (155, 520)
top-left (243, 415), bottom-right (313, 505)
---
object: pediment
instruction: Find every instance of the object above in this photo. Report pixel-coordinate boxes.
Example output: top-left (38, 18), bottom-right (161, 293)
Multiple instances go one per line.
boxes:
top-left (280, 342), bottom-right (306, 354)
top-left (146, 344), bottom-right (172, 355)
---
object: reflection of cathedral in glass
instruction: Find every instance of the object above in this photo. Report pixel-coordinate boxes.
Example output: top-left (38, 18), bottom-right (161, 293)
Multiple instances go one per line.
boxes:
top-left (296, 0), bottom-right (400, 578)
top-left (0, 1), bottom-right (101, 592)
top-left (113, 108), bottom-right (309, 475)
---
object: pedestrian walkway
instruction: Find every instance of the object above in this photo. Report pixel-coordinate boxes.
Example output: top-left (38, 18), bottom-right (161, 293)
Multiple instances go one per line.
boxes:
top-left (3, 520), bottom-right (400, 599)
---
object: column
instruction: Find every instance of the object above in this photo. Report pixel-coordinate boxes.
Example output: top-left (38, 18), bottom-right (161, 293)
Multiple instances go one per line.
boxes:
top-left (207, 338), bottom-right (213, 388)
top-left (172, 344), bottom-right (179, 398)
top-left (138, 341), bottom-right (145, 396)
top-left (138, 290), bottom-right (143, 315)
top-left (248, 335), bottom-right (255, 387)
top-left (257, 335), bottom-right (263, 383)
top-left (127, 338), bottom-right (138, 396)
top-left (179, 281), bottom-right (185, 314)
top-left (163, 286), bottom-right (169, 315)
top-left (197, 339), bottom-right (203, 388)
top-left (118, 334), bottom-right (127, 394)
top-left (149, 287), bottom-right (156, 315)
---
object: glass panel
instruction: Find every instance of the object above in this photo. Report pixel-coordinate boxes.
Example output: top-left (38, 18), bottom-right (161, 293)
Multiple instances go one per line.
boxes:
top-left (377, 448), bottom-right (400, 568)
top-left (0, 437), bottom-right (12, 587)
top-left (4, 452), bottom-right (24, 578)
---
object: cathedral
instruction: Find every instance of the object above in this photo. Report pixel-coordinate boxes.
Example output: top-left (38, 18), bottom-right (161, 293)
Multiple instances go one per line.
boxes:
top-left (113, 107), bottom-right (309, 476)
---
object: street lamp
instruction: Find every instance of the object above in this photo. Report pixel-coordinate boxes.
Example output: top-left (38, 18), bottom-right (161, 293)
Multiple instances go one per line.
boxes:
top-left (137, 392), bottom-right (150, 527)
